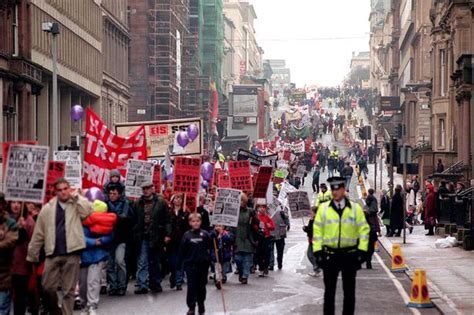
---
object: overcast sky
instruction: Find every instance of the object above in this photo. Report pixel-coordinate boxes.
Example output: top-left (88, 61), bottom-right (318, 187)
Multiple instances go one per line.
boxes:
top-left (251, 0), bottom-right (371, 87)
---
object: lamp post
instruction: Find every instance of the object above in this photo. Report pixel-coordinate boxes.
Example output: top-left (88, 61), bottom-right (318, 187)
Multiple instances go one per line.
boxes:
top-left (42, 22), bottom-right (60, 152)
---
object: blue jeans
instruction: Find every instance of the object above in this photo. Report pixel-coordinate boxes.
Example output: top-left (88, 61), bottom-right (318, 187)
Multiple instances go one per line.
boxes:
top-left (136, 239), bottom-right (162, 289)
top-left (328, 169), bottom-right (334, 178)
top-left (0, 290), bottom-right (11, 315)
top-left (234, 252), bottom-right (253, 279)
top-left (345, 176), bottom-right (352, 190)
top-left (168, 248), bottom-right (184, 286)
top-left (107, 243), bottom-right (127, 291)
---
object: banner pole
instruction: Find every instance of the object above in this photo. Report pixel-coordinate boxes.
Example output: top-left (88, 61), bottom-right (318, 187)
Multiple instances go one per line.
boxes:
top-left (213, 237), bottom-right (227, 314)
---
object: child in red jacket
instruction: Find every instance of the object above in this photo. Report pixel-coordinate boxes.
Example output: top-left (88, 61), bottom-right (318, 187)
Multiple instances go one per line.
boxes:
top-left (255, 199), bottom-right (275, 277)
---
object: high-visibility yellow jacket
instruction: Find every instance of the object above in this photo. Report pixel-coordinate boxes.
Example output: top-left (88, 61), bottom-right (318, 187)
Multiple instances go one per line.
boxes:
top-left (314, 190), bottom-right (332, 207)
top-left (330, 150), bottom-right (339, 159)
top-left (313, 199), bottom-right (369, 253)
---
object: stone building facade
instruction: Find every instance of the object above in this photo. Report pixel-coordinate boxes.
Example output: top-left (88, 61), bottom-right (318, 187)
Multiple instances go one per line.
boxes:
top-left (0, 0), bottom-right (130, 153)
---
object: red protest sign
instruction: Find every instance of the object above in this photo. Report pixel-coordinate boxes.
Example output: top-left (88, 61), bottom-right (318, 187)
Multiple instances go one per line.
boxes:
top-left (153, 164), bottom-right (161, 194)
top-left (44, 161), bottom-right (66, 204)
top-left (283, 150), bottom-right (291, 161)
top-left (253, 166), bottom-right (273, 198)
top-left (216, 172), bottom-right (231, 188)
top-left (2, 141), bottom-right (37, 179)
top-left (228, 160), bottom-right (252, 192)
top-left (83, 108), bottom-right (147, 189)
top-left (173, 157), bottom-right (202, 194)
top-left (185, 193), bottom-right (197, 212)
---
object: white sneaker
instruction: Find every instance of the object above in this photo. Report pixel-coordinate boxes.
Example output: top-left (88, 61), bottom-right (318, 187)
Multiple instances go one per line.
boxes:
top-left (89, 309), bottom-right (98, 315)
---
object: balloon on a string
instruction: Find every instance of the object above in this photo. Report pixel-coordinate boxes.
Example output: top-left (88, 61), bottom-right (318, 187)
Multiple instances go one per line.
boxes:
top-left (201, 162), bottom-right (213, 181)
top-left (201, 180), bottom-right (209, 188)
top-left (85, 187), bottom-right (105, 202)
top-left (176, 131), bottom-right (189, 147)
top-left (71, 105), bottom-right (84, 121)
top-left (187, 124), bottom-right (199, 141)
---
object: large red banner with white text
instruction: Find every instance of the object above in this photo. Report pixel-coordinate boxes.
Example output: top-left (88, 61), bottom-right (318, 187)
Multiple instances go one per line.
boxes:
top-left (83, 108), bottom-right (147, 188)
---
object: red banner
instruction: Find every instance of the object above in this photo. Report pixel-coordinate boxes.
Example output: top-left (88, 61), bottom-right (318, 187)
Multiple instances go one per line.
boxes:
top-left (216, 172), bottom-right (231, 188)
top-left (153, 164), bottom-right (161, 194)
top-left (83, 108), bottom-right (147, 189)
top-left (253, 166), bottom-right (273, 198)
top-left (228, 160), bottom-right (252, 192)
top-left (44, 161), bottom-right (66, 204)
top-left (173, 157), bottom-right (202, 194)
top-left (185, 193), bottom-right (197, 212)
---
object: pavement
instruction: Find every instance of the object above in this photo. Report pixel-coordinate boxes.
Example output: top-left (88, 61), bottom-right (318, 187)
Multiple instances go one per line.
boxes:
top-left (354, 106), bottom-right (474, 315)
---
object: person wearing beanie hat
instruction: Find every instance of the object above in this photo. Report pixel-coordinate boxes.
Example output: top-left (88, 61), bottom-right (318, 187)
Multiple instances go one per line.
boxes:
top-left (103, 169), bottom-right (126, 202)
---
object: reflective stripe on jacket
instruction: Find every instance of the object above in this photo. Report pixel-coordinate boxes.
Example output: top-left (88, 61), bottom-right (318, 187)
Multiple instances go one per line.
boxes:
top-left (312, 199), bottom-right (369, 253)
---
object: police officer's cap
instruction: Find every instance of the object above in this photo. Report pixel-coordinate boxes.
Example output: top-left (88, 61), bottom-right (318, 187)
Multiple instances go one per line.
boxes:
top-left (327, 176), bottom-right (345, 190)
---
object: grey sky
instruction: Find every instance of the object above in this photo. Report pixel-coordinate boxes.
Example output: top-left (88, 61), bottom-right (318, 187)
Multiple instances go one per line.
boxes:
top-left (251, 0), bottom-right (371, 87)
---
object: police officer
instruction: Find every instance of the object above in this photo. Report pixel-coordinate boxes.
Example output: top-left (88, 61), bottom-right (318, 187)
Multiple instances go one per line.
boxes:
top-left (313, 176), bottom-right (370, 315)
top-left (330, 146), bottom-right (339, 160)
top-left (314, 183), bottom-right (332, 207)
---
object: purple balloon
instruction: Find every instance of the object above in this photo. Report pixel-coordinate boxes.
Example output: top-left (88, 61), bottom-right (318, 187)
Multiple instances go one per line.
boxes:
top-left (201, 162), bottom-right (214, 181)
top-left (201, 180), bottom-right (209, 188)
top-left (85, 187), bottom-right (105, 202)
top-left (187, 124), bottom-right (199, 141)
top-left (176, 131), bottom-right (189, 147)
top-left (71, 105), bottom-right (84, 121)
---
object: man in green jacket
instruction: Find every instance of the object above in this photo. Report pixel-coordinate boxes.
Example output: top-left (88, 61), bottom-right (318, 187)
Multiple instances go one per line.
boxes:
top-left (131, 181), bottom-right (172, 294)
top-left (27, 178), bottom-right (91, 315)
top-left (231, 193), bottom-right (257, 285)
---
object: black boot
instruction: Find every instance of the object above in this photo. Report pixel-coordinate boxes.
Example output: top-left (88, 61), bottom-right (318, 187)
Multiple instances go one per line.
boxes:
top-left (198, 303), bottom-right (205, 315)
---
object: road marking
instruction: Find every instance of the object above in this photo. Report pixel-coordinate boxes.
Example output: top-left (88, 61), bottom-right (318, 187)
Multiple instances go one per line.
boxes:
top-left (374, 253), bottom-right (420, 315)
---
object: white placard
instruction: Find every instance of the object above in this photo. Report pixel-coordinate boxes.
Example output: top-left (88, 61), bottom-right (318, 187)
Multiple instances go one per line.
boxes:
top-left (211, 188), bottom-right (242, 227)
top-left (53, 151), bottom-right (82, 188)
top-left (287, 191), bottom-right (312, 219)
top-left (278, 181), bottom-right (298, 205)
top-left (125, 159), bottom-right (155, 198)
top-left (5, 144), bottom-right (49, 203)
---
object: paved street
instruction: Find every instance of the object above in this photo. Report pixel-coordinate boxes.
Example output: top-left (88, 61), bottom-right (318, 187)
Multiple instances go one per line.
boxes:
top-left (95, 133), bottom-right (441, 315)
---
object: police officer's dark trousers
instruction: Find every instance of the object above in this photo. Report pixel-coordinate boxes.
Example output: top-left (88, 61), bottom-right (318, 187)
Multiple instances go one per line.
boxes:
top-left (322, 252), bottom-right (358, 315)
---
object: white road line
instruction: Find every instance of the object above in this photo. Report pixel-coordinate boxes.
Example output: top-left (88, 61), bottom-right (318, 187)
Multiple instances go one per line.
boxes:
top-left (374, 253), bottom-right (420, 315)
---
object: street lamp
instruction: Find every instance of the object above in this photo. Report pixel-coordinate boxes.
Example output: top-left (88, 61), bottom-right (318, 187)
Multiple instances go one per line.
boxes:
top-left (42, 22), bottom-right (60, 152)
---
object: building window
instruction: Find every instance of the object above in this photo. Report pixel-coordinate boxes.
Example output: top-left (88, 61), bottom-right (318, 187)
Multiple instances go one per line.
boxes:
top-left (12, 4), bottom-right (19, 56)
top-left (440, 49), bottom-right (446, 96)
top-left (438, 118), bottom-right (445, 148)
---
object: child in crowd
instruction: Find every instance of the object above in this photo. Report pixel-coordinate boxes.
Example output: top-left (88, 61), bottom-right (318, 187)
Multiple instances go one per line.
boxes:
top-left (255, 199), bottom-right (275, 277)
top-left (79, 200), bottom-right (116, 315)
top-left (210, 225), bottom-right (234, 288)
top-left (179, 213), bottom-right (211, 315)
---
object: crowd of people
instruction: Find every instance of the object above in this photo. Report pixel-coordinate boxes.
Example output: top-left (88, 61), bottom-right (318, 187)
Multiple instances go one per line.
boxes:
top-left (0, 166), bottom-right (293, 315)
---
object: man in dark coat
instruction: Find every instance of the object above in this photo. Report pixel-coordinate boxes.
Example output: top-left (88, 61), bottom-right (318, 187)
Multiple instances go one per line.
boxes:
top-left (131, 182), bottom-right (172, 294)
top-left (379, 190), bottom-right (391, 236)
top-left (389, 185), bottom-right (404, 237)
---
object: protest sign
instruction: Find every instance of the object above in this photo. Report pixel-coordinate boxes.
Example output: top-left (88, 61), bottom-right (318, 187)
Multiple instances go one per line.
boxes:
top-left (295, 165), bottom-right (307, 178)
top-left (185, 193), bottom-right (197, 212)
top-left (4, 144), bottom-right (49, 203)
top-left (282, 150), bottom-right (291, 161)
top-left (273, 169), bottom-right (287, 184)
top-left (253, 166), bottom-right (273, 198)
top-left (53, 151), bottom-right (82, 188)
top-left (216, 172), bottom-right (231, 188)
top-left (228, 160), bottom-right (252, 192)
top-left (44, 161), bottom-right (66, 204)
top-left (173, 157), bottom-right (202, 194)
top-left (277, 181), bottom-right (297, 205)
top-left (83, 108), bottom-right (147, 188)
top-left (287, 191), bottom-right (312, 218)
top-left (237, 149), bottom-right (278, 168)
top-left (211, 188), bottom-right (242, 227)
top-left (2, 141), bottom-right (37, 179)
top-left (152, 164), bottom-right (162, 194)
top-left (282, 141), bottom-right (305, 153)
top-left (276, 160), bottom-right (288, 169)
top-left (116, 117), bottom-right (203, 158)
top-left (267, 198), bottom-right (282, 218)
top-left (125, 159), bottom-right (155, 198)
